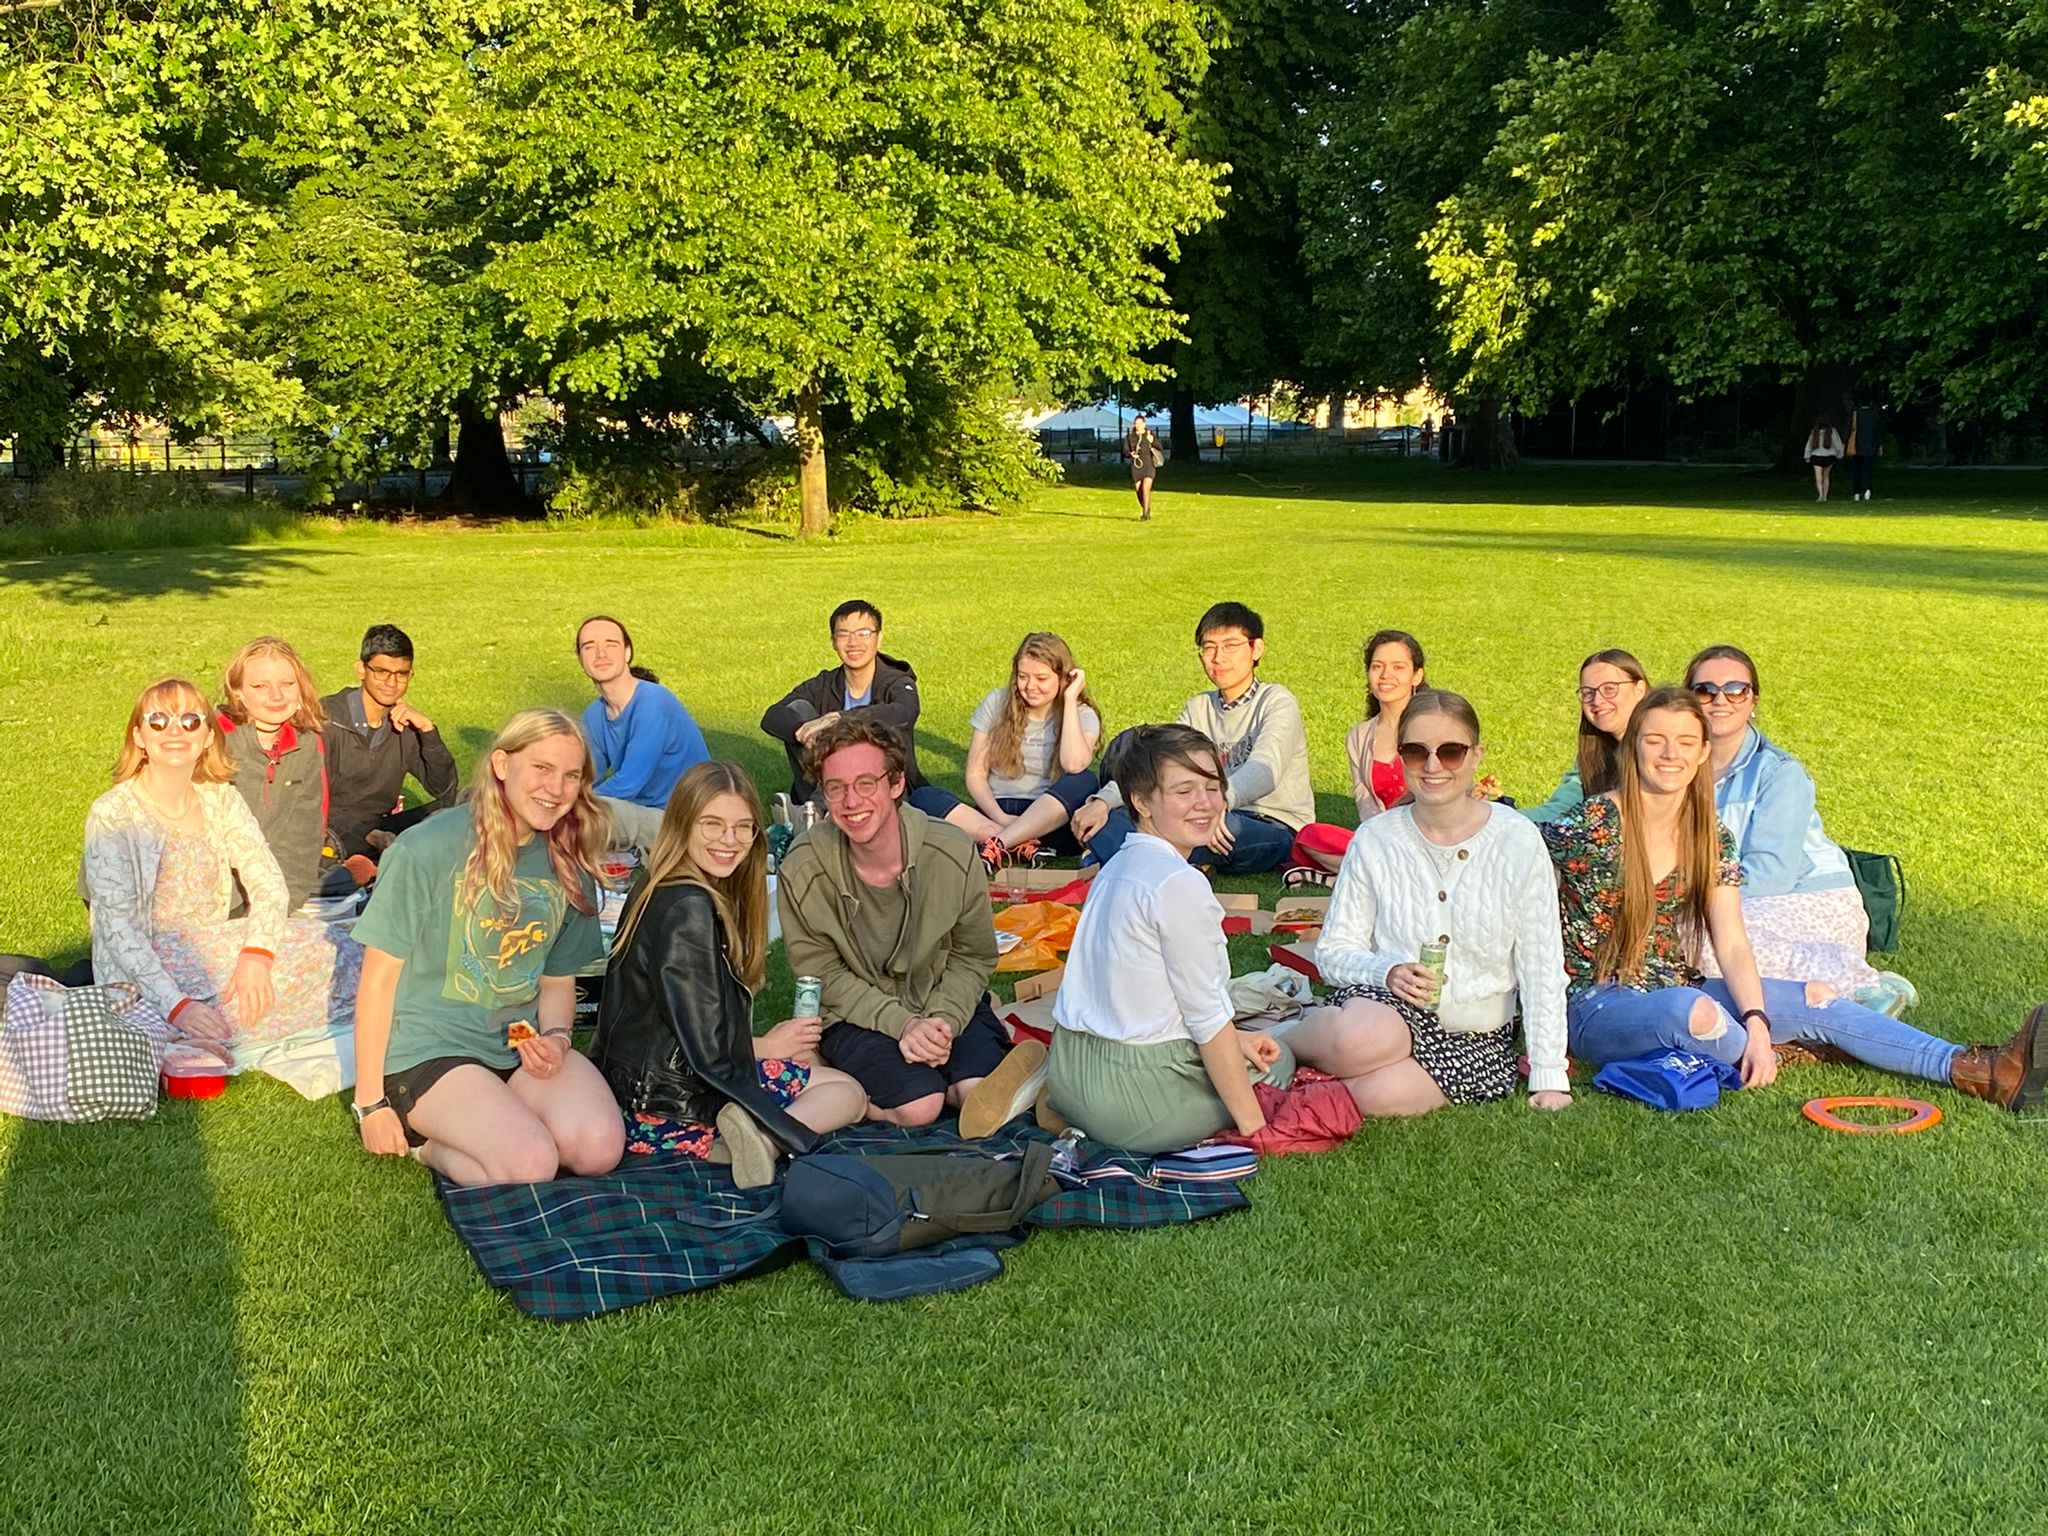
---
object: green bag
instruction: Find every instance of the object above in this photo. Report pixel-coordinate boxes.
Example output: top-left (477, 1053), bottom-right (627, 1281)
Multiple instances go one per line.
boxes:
top-left (1845, 848), bottom-right (1905, 952)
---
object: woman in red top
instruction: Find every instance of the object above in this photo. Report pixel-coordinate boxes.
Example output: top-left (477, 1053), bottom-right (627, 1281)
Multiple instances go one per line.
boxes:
top-left (1288, 630), bottom-right (1427, 878)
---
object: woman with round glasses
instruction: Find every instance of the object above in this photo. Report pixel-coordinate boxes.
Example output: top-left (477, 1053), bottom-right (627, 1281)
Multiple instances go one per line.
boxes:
top-left (81, 678), bottom-right (361, 1067)
top-left (1522, 648), bottom-right (1648, 823)
top-left (592, 762), bottom-right (866, 1186)
top-left (1685, 645), bottom-right (1910, 1010)
top-left (1287, 690), bottom-right (1572, 1115)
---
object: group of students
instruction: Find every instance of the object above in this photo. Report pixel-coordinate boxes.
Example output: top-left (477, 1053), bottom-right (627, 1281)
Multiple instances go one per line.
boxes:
top-left (75, 598), bottom-right (2048, 1191)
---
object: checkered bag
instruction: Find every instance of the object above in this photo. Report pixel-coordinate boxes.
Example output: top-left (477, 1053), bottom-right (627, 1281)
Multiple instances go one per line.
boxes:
top-left (0, 972), bottom-right (166, 1122)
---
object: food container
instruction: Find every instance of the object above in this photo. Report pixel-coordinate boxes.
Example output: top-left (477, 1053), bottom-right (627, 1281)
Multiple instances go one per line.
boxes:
top-left (161, 1058), bottom-right (229, 1099)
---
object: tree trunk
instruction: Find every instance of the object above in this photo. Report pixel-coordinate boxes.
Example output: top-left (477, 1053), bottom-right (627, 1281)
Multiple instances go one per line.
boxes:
top-left (1459, 397), bottom-right (1520, 470)
top-left (11, 420), bottom-right (67, 480)
top-left (1168, 386), bottom-right (1200, 463)
top-left (430, 417), bottom-right (453, 468)
top-left (795, 379), bottom-right (830, 536)
top-left (443, 395), bottom-right (527, 514)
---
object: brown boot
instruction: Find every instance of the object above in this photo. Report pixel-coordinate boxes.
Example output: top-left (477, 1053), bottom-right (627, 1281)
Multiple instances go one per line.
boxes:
top-left (1949, 1005), bottom-right (2048, 1110)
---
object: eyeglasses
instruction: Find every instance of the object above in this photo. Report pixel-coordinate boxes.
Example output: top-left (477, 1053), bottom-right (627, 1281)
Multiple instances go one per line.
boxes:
top-left (832, 627), bottom-right (878, 643)
top-left (1691, 681), bottom-right (1755, 701)
top-left (694, 817), bottom-right (758, 845)
top-left (364, 664), bottom-right (413, 683)
top-left (821, 773), bottom-right (891, 804)
top-left (1397, 741), bottom-right (1474, 770)
top-left (1577, 681), bottom-right (1630, 705)
top-left (143, 710), bottom-right (207, 734)
top-left (1197, 639), bottom-right (1251, 659)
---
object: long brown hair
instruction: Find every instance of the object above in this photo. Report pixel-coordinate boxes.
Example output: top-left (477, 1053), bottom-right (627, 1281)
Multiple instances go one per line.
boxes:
top-left (220, 637), bottom-right (327, 733)
top-left (114, 677), bottom-right (236, 784)
top-left (1362, 629), bottom-right (1426, 720)
top-left (1593, 686), bottom-right (1719, 984)
top-left (987, 632), bottom-right (1098, 780)
top-left (461, 709), bottom-right (607, 918)
top-left (1575, 647), bottom-right (1647, 796)
top-left (611, 761), bottom-right (770, 989)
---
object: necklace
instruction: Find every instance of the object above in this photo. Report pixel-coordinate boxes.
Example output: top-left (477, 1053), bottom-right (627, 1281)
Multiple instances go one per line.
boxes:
top-left (135, 778), bottom-right (202, 827)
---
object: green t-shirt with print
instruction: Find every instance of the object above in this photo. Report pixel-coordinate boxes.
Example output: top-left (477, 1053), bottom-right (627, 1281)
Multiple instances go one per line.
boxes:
top-left (352, 809), bottom-right (606, 1075)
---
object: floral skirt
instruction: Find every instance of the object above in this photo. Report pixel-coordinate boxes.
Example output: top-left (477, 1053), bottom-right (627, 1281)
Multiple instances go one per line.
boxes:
top-left (623, 1058), bottom-right (811, 1158)
top-left (1324, 984), bottom-right (1518, 1104)
top-left (1700, 885), bottom-right (1878, 995)
top-left (154, 917), bottom-right (362, 1047)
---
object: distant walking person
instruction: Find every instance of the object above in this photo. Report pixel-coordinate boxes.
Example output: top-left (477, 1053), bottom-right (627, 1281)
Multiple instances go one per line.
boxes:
top-left (1804, 418), bottom-right (1844, 502)
top-left (1125, 414), bottom-right (1165, 520)
top-left (1845, 401), bottom-right (1881, 501)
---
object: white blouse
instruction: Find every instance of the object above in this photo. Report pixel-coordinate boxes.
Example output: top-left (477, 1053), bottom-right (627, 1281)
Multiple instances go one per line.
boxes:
top-left (1053, 832), bottom-right (1234, 1046)
top-left (1314, 804), bottom-right (1570, 1094)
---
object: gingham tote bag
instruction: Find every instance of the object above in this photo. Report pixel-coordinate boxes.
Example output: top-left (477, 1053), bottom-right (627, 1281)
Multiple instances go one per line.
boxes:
top-left (0, 973), bottom-right (165, 1122)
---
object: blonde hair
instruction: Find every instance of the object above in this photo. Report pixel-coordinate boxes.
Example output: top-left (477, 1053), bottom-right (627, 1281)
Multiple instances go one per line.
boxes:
top-left (462, 709), bottom-right (607, 918)
top-left (611, 762), bottom-right (769, 988)
top-left (114, 677), bottom-right (235, 784)
top-left (988, 632), bottom-right (1098, 781)
top-left (1593, 686), bottom-right (1720, 985)
top-left (220, 637), bottom-right (327, 734)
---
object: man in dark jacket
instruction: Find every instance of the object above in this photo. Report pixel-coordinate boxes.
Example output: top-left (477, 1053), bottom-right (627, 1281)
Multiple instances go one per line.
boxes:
top-left (760, 598), bottom-right (926, 804)
top-left (322, 623), bottom-right (460, 867)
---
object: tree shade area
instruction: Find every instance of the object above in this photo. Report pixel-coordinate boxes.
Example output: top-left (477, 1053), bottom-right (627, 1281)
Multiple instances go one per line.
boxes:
top-left (8, 0), bottom-right (2048, 514)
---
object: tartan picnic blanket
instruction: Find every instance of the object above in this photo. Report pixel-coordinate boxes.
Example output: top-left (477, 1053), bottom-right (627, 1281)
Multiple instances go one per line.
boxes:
top-left (436, 1118), bottom-right (1251, 1321)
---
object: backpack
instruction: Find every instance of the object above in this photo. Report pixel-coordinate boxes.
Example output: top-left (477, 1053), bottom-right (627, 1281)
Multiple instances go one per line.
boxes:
top-left (781, 1143), bottom-right (1060, 1259)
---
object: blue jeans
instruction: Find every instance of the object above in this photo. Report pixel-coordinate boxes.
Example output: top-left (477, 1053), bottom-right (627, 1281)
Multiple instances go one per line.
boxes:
top-left (907, 770), bottom-right (1102, 855)
top-left (1087, 806), bottom-right (1296, 875)
top-left (1567, 977), bottom-right (1961, 1084)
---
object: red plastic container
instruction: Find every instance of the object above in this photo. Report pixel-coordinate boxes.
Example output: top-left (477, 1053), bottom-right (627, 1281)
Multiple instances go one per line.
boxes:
top-left (161, 1060), bottom-right (228, 1099)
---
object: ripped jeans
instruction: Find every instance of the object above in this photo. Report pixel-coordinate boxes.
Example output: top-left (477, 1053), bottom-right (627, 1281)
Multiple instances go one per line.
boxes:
top-left (1567, 978), bottom-right (1961, 1085)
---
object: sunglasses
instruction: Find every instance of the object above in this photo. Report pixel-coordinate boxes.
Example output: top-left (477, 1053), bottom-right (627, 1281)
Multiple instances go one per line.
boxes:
top-left (143, 710), bottom-right (207, 734)
top-left (1691, 681), bottom-right (1755, 701)
top-left (1397, 741), bottom-right (1474, 770)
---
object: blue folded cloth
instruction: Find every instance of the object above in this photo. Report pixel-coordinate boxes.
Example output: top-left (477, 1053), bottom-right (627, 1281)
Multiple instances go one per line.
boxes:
top-left (1592, 1050), bottom-right (1742, 1112)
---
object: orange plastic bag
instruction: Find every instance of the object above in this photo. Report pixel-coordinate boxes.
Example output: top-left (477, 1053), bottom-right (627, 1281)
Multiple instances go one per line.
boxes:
top-left (992, 900), bottom-right (1080, 973)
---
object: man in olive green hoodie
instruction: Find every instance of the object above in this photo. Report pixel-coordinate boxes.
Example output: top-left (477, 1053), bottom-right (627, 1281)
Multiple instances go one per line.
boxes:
top-left (776, 716), bottom-right (1020, 1126)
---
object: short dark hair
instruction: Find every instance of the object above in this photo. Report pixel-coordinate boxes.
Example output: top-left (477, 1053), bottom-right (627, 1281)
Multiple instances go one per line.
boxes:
top-left (1104, 723), bottom-right (1224, 809)
top-left (829, 599), bottom-right (882, 635)
top-left (1195, 602), bottom-right (1263, 646)
top-left (802, 714), bottom-right (910, 787)
top-left (360, 623), bottom-right (414, 663)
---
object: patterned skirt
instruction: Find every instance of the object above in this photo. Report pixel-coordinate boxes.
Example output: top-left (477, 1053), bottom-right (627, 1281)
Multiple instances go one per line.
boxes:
top-left (1699, 886), bottom-right (1878, 995)
top-left (623, 1058), bottom-right (812, 1158)
top-left (1324, 984), bottom-right (1518, 1104)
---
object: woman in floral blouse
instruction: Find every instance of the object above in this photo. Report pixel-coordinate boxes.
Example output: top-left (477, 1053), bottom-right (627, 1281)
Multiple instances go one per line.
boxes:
top-left (1542, 686), bottom-right (2046, 1109)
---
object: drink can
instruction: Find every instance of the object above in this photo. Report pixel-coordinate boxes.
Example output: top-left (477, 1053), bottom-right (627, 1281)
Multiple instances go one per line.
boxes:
top-left (793, 976), bottom-right (824, 1019)
top-left (1419, 940), bottom-right (1449, 986)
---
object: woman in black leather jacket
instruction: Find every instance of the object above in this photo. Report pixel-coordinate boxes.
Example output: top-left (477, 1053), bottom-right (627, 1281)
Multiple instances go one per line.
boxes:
top-left (592, 762), bottom-right (866, 1185)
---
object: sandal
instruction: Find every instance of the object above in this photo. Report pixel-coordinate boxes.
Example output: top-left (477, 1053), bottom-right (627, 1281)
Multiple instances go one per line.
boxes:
top-left (1283, 865), bottom-right (1335, 890)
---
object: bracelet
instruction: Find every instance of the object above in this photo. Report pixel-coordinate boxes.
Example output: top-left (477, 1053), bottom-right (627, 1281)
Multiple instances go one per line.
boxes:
top-left (1739, 1008), bottom-right (1771, 1029)
top-left (352, 1096), bottom-right (391, 1122)
top-left (542, 1027), bottom-right (573, 1041)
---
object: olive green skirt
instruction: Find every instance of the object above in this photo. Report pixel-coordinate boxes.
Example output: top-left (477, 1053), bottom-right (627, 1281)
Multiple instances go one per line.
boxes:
top-left (1045, 1026), bottom-right (1295, 1155)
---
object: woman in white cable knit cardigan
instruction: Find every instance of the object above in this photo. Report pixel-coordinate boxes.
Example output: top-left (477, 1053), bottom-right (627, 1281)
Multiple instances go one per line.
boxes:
top-left (1285, 690), bottom-right (1573, 1115)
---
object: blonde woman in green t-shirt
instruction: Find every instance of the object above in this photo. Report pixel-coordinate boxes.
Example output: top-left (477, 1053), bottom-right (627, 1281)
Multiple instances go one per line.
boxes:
top-left (351, 709), bottom-right (624, 1186)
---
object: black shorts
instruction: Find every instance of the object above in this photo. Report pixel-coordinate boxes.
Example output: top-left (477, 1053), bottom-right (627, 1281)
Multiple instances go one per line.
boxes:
top-left (384, 1055), bottom-right (517, 1144)
top-left (1808, 455), bottom-right (1838, 468)
top-left (820, 996), bottom-right (1012, 1109)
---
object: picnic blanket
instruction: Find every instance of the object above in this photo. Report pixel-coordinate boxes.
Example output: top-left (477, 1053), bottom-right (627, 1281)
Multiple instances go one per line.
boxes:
top-left (437, 1118), bottom-right (1250, 1321)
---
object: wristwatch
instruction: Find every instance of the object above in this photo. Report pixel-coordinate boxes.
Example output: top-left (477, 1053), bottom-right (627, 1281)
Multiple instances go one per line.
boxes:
top-left (1739, 1008), bottom-right (1771, 1030)
top-left (352, 1096), bottom-right (391, 1122)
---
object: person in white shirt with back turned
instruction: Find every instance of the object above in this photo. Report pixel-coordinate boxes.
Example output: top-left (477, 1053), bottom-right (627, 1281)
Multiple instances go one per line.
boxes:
top-left (1285, 690), bottom-right (1574, 1116)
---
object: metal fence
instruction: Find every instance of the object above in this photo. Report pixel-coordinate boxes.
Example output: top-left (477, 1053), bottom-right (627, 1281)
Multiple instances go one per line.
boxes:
top-left (1035, 424), bottom-right (1421, 465)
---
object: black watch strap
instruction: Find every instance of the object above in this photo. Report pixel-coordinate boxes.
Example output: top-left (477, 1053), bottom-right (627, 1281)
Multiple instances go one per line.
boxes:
top-left (352, 1096), bottom-right (391, 1122)
top-left (1739, 1008), bottom-right (1770, 1028)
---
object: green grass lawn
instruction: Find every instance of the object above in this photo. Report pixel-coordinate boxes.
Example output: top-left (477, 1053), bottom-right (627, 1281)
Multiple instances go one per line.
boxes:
top-left (5, 460), bottom-right (2048, 1533)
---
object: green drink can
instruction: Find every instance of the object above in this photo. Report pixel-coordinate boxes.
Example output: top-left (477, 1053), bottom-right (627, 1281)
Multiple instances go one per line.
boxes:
top-left (1419, 940), bottom-right (1448, 989)
top-left (793, 976), bottom-right (824, 1019)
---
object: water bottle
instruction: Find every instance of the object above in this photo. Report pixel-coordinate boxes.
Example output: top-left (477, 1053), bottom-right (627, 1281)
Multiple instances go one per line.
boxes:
top-left (1049, 1127), bottom-right (1087, 1178)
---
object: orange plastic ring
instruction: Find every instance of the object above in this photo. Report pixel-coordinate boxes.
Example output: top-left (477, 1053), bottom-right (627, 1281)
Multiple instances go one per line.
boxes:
top-left (1801, 1096), bottom-right (1942, 1135)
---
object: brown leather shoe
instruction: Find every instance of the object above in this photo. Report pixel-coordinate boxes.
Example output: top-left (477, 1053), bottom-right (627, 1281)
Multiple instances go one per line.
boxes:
top-left (1949, 1004), bottom-right (2048, 1110)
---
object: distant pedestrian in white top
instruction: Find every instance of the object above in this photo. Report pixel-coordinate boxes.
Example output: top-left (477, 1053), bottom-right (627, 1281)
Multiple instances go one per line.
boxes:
top-left (1069, 602), bottom-right (1311, 874)
top-left (1803, 418), bottom-right (1845, 503)
top-left (1286, 690), bottom-right (1573, 1116)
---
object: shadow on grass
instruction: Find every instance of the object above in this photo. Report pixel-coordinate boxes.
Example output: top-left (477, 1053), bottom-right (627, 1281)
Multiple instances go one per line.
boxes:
top-left (0, 1109), bottom-right (248, 1534)
top-left (3, 543), bottom-right (339, 605)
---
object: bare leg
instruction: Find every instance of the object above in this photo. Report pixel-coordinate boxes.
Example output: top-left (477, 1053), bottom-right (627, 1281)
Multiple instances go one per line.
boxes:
top-left (405, 1065), bottom-right (564, 1186)
top-left (507, 1051), bottom-right (627, 1175)
top-left (1344, 1059), bottom-right (1449, 1117)
top-left (942, 803), bottom-right (1007, 842)
top-left (944, 1077), bottom-right (986, 1106)
top-left (868, 1091), bottom-right (944, 1127)
top-left (1136, 476), bottom-right (1153, 519)
top-left (787, 1064), bottom-right (867, 1134)
top-left (1286, 999), bottom-right (1415, 1079)
top-left (1812, 464), bottom-right (1825, 500)
top-left (999, 791), bottom-right (1079, 848)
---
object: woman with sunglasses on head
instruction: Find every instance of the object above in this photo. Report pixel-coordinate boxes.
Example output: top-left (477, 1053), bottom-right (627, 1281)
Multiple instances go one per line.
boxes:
top-left (81, 679), bottom-right (361, 1068)
top-left (591, 762), bottom-right (866, 1187)
top-left (350, 710), bottom-right (626, 1186)
top-left (1288, 691), bottom-right (1572, 1114)
top-left (1521, 649), bottom-right (1648, 824)
top-left (1542, 687), bottom-right (2047, 1109)
top-left (218, 637), bottom-right (334, 910)
top-left (1685, 645), bottom-right (1913, 1013)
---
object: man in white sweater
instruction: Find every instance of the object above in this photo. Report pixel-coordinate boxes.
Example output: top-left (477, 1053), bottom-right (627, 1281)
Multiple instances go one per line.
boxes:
top-left (1069, 602), bottom-right (1313, 873)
